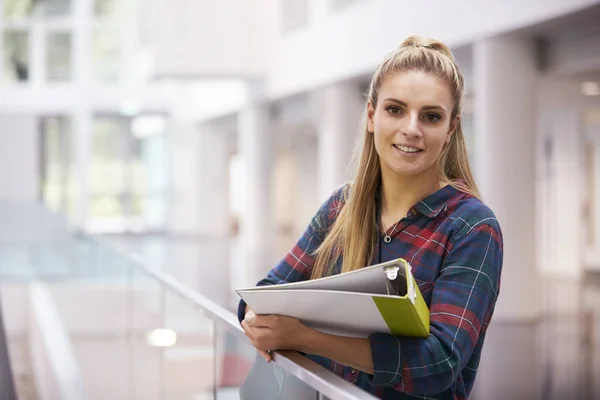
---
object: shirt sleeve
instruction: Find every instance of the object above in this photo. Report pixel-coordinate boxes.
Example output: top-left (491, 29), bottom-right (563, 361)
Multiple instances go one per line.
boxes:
top-left (369, 222), bottom-right (503, 394)
top-left (237, 185), bottom-right (348, 323)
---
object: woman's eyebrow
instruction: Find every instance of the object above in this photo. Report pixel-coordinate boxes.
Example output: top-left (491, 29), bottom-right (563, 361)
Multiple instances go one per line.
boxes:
top-left (383, 97), bottom-right (447, 113)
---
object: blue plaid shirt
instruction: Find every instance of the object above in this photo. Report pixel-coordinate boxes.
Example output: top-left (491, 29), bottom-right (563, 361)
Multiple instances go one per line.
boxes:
top-left (238, 184), bottom-right (503, 399)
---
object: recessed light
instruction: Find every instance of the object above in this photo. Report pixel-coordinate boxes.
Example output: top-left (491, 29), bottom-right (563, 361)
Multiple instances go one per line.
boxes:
top-left (581, 81), bottom-right (600, 96)
top-left (147, 329), bottom-right (177, 347)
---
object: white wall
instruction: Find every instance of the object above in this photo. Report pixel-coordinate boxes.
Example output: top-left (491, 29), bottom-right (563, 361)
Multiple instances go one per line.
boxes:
top-left (268, 0), bottom-right (600, 98)
top-left (144, 0), bottom-right (279, 78)
top-left (0, 114), bottom-right (39, 201)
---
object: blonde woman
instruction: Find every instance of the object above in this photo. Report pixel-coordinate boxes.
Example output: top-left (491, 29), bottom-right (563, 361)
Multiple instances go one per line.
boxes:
top-left (240, 36), bottom-right (503, 399)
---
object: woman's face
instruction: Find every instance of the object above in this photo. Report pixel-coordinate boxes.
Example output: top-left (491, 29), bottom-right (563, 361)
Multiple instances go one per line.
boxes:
top-left (367, 70), bottom-right (457, 181)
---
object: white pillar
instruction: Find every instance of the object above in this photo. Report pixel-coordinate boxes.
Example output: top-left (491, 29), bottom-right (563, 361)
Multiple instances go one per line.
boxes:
top-left (550, 109), bottom-right (584, 278)
top-left (236, 102), bottom-right (274, 289)
top-left (71, 0), bottom-right (92, 230)
top-left (71, 109), bottom-right (90, 230)
top-left (537, 81), bottom-right (584, 279)
top-left (474, 36), bottom-right (540, 321)
top-left (197, 123), bottom-right (230, 237)
top-left (168, 122), bottom-right (230, 237)
top-left (317, 82), bottom-right (364, 202)
top-left (30, 22), bottom-right (44, 87)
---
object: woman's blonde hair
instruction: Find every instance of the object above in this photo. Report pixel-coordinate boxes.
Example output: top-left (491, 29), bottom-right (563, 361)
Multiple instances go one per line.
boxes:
top-left (310, 35), bottom-right (479, 279)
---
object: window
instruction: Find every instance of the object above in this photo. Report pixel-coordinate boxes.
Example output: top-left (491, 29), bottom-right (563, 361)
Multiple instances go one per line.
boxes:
top-left (40, 116), bottom-right (73, 214)
top-left (46, 31), bottom-right (72, 81)
top-left (3, 30), bottom-right (29, 83)
top-left (90, 115), bottom-right (128, 228)
top-left (94, 0), bottom-right (123, 17)
top-left (91, 29), bottom-right (121, 81)
top-left (3, 0), bottom-right (70, 18)
top-left (89, 114), bottom-right (168, 232)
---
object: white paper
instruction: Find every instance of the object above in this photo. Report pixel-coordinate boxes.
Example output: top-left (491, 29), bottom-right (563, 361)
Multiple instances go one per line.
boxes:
top-left (238, 289), bottom-right (391, 338)
top-left (238, 258), bottom-right (409, 296)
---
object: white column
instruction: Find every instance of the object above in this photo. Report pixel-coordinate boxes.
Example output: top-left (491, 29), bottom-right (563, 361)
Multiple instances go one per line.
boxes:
top-left (168, 122), bottom-right (230, 237)
top-left (317, 82), bottom-right (364, 202)
top-left (474, 36), bottom-right (540, 321)
top-left (168, 122), bottom-right (201, 235)
top-left (30, 21), bottom-right (45, 87)
top-left (197, 123), bottom-right (230, 237)
top-left (70, 0), bottom-right (92, 230)
top-left (236, 102), bottom-right (274, 289)
top-left (71, 109), bottom-right (91, 230)
top-left (537, 81), bottom-right (585, 279)
top-left (550, 108), bottom-right (584, 278)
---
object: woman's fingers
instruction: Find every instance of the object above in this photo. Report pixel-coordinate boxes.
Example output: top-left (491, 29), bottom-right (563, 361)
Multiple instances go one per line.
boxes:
top-left (242, 318), bottom-right (273, 363)
top-left (258, 347), bottom-right (272, 363)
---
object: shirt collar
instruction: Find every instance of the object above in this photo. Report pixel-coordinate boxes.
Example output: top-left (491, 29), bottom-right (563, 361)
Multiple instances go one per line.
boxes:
top-left (413, 184), bottom-right (464, 218)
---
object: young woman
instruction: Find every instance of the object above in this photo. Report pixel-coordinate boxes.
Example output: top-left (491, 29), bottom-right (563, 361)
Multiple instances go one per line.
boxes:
top-left (239, 36), bottom-right (503, 399)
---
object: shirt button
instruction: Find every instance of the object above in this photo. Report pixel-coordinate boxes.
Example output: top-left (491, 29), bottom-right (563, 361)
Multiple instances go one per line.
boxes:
top-left (350, 368), bottom-right (357, 374)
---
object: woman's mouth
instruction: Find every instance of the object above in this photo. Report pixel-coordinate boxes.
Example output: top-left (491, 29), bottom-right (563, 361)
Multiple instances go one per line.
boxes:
top-left (393, 144), bottom-right (423, 154)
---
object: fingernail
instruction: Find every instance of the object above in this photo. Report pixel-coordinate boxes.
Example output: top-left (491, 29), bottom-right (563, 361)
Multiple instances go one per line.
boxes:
top-left (265, 357), bottom-right (269, 363)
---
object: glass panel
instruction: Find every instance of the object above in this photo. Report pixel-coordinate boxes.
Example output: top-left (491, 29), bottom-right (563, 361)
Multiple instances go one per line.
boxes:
top-left (131, 115), bottom-right (169, 231)
top-left (215, 327), bottom-right (319, 399)
top-left (163, 289), bottom-right (215, 399)
top-left (41, 116), bottom-right (71, 213)
top-left (3, 0), bottom-right (70, 17)
top-left (0, 243), bottom-right (34, 280)
top-left (94, 0), bottom-right (124, 17)
top-left (2, 30), bottom-right (29, 83)
top-left (92, 28), bottom-right (121, 82)
top-left (63, 247), bottom-right (133, 400)
top-left (130, 265), bottom-right (164, 400)
top-left (46, 31), bottom-right (72, 81)
top-left (3, 0), bottom-right (33, 17)
top-left (89, 116), bottom-right (130, 231)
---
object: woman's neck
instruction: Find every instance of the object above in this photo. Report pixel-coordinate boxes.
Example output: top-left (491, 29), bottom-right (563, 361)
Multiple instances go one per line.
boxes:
top-left (379, 169), bottom-right (443, 221)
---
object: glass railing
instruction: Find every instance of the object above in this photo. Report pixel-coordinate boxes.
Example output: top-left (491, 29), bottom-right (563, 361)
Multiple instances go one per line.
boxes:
top-left (0, 202), bottom-right (378, 400)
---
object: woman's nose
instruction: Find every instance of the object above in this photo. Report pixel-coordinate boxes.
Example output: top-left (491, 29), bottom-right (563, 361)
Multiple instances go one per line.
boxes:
top-left (402, 113), bottom-right (422, 138)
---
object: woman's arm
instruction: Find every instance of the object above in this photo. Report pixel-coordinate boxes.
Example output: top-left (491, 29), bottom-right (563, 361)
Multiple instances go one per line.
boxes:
top-left (242, 312), bottom-right (374, 373)
top-left (243, 222), bottom-right (503, 395)
top-left (239, 186), bottom-right (349, 360)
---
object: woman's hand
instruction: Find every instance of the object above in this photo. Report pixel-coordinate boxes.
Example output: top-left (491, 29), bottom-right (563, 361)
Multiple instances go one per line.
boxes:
top-left (241, 311), bottom-right (309, 362)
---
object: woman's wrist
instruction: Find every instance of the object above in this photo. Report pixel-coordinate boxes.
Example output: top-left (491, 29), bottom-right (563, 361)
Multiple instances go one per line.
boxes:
top-left (294, 324), bottom-right (323, 353)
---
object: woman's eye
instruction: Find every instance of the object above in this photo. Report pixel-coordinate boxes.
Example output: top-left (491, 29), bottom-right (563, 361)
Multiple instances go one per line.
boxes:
top-left (386, 106), bottom-right (402, 115)
top-left (424, 113), bottom-right (441, 123)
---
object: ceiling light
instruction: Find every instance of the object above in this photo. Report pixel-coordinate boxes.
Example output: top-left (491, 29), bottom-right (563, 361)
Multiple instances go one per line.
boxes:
top-left (581, 81), bottom-right (600, 96)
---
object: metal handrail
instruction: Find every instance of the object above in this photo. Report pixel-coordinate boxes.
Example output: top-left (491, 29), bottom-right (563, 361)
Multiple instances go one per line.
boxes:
top-left (91, 237), bottom-right (379, 400)
top-left (0, 287), bottom-right (18, 400)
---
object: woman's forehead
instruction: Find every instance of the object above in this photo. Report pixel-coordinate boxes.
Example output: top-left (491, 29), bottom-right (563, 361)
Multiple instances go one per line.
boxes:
top-left (378, 71), bottom-right (453, 108)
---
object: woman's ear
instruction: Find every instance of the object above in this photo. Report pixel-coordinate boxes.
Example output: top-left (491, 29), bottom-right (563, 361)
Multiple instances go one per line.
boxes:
top-left (367, 101), bottom-right (375, 133)
top-left (446, 115), bottom-right (460, 144)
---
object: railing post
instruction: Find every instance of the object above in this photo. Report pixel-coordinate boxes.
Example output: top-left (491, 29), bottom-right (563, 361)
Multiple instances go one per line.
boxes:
top-left (0, 289), bottom-right (18, 400)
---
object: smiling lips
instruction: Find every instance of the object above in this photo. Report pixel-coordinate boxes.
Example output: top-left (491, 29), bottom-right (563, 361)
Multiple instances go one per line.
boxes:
top-left (393, 144), bottom-right (423, 154)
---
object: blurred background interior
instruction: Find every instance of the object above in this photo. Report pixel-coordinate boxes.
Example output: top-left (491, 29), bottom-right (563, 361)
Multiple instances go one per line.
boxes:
top-left (1, 0), bottom-right (600, 399)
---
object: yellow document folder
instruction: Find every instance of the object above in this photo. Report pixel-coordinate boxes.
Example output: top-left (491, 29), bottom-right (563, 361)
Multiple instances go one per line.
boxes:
top-left (236, 258), bottom-right (430, 338)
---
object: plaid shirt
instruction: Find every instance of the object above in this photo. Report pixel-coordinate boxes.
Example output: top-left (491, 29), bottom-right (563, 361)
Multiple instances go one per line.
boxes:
top-left (238, 184), bottom-right (503, 399)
